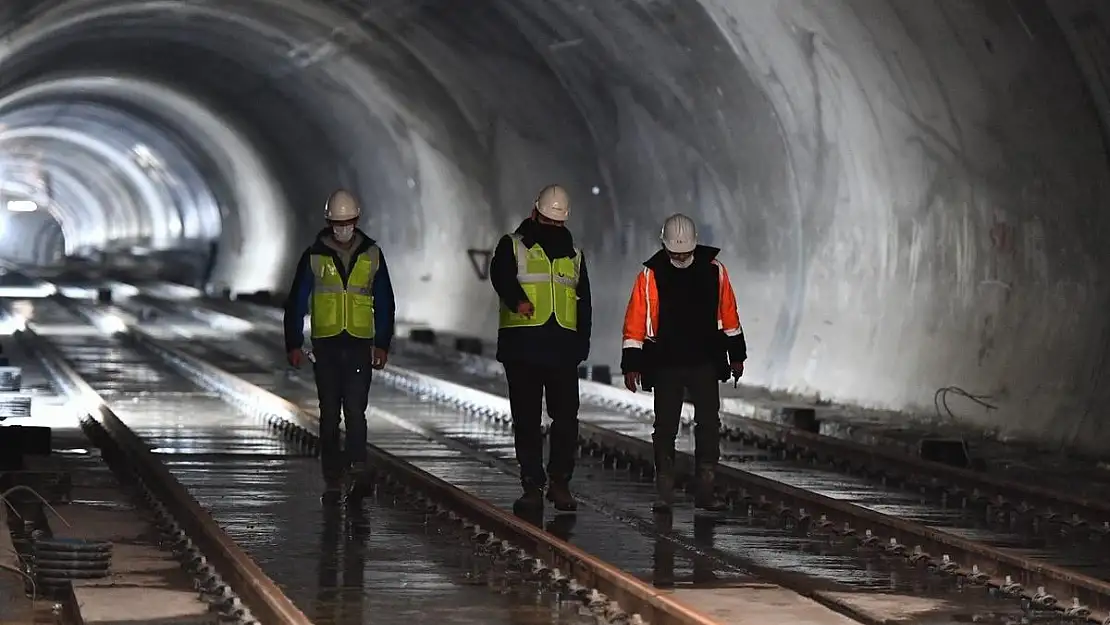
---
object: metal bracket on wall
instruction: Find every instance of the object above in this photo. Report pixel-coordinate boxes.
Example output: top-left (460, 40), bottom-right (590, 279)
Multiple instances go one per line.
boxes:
top-left (466, 248), bottom-right (493, 281)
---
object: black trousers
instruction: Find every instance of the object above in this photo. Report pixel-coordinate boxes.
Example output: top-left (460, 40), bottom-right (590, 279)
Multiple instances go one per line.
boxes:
top-left (504, 361), bottom-right (580, 489)
top-left (652, 363), bottom-right (721, 468)
top-left (312, 342), bottom-right (374, 482)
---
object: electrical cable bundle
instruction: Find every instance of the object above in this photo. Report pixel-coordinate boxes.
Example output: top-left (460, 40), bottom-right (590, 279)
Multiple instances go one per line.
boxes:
top-left (0, 397), bottom-right (31, 421)
top-left (0, 367), bottom-right (23, 392)
top-left (29, 537), bottom-right (112, 592)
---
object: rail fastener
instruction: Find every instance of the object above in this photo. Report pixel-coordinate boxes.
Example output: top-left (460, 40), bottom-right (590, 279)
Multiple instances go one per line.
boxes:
top-left (17, 327), bottom-right (312, 625)
top-left (577, 379), bottom-right (1110, 534)
top-left (132, 329), bottom-right (731, 625)
top-left (374, 363), bottom-right (1110, 625)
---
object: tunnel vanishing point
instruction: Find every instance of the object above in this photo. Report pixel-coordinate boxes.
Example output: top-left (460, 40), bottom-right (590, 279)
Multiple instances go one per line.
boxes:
top-left (0, 0), bottom-right (1107, 451)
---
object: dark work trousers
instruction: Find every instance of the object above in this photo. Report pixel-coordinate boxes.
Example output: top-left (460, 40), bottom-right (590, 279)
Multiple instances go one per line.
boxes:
top-left (652, 363), bottom-right (721, 469)
top-left (312, 342), bottom-right (374, 482)
top-left (503, 362), bottom-right (581, 490)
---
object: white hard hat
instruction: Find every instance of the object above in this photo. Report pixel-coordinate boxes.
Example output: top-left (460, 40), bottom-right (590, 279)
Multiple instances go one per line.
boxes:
top-left (535, 184), bottom-right (570, 222)
top-left (324, 189), bottom-right (360, 221)
top-left (661, 213), bottom-right (697, 254)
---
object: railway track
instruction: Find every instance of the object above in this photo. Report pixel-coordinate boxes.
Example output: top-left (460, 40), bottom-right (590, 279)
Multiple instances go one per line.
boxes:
top-left (13, 296), bottom-right (725, 625)
top-left (192, 292), bottom-right (1110, 531)
top-left (121, 292), bottom-right (1110, 624)
top-left (77, 294), bottom-right (1088, 625)
top-left (378, 354), bottom-right (1110, 622)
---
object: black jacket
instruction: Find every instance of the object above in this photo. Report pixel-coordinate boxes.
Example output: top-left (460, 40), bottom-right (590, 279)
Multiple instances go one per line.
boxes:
top-left (490, 218), bottom-right (592, 366)
top-left (282, 228), bottom-right (397, 352)
top-left (620, 245), bottom-right (747, 387)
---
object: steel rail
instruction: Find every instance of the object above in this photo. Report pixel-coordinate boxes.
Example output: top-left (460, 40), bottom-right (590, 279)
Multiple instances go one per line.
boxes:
top-left (348, 360), bottom-right (1109, 624)
top-left (571, 373), bottom-right (1110, 533)
top-left (129, 329), bottom-right (728, 625)
top-left (15, 326), bottom-right (313, 625)
top-left (396, 334), bottom-right (1110, 534)
top-left (192, 294), bottom-right (1110, 535)
top-left (124, 292), bottom-right (1110, 621)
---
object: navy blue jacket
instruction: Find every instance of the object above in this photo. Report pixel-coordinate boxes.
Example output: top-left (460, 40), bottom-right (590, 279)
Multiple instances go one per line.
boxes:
top-left (283, 228), bottom-right (396, 352)
top-left (490, 218), bottom-right (592, 366)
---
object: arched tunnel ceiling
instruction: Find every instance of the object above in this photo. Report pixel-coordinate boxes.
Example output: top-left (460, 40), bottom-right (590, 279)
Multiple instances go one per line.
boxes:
top-left (0, 0), bottom-right (1109, 450)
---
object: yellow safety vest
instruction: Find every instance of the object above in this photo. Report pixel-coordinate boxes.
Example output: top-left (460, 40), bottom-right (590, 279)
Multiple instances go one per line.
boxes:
top-left (499, 234), bottom-right (581, 331)
top-left (310, 246), bottom-right (380, 339)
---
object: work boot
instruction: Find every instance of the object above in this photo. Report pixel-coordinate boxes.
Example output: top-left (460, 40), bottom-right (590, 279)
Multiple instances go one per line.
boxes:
top-left (652, 448), bottom-right (675, 513)
top-left (515, 486), bottom-right (545, 510)
top-left (321, 478), bottom-right (343, 506)
top-left (546, 481), bottom-right (578, 513)
top-left (694, 467), bottom-right (727, 512)
top-left (344, 462), bottom-right (371, 503)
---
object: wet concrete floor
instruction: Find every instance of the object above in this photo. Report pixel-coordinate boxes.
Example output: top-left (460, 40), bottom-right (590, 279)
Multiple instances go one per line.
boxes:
top-left (211, 329), bottom-right (1054, 625)
top-left (23, 300), bottom-right (603, 624)
top-left (388, 345), bottom-right (1110, 584)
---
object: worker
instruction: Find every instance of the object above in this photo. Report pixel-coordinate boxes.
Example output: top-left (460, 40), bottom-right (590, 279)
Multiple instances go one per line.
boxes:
top-left (490, 184), bottom-right (592, 513)
top-left (620, 213), bottom-right (746, 513)
top-left (283, 189), bottom-right (396, 505)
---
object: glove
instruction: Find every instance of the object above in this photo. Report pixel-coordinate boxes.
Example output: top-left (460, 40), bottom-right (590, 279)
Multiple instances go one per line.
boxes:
top-left (516, 301), bottom-right (534, 317)
top-left (287, 349), bottom-right (303, 368)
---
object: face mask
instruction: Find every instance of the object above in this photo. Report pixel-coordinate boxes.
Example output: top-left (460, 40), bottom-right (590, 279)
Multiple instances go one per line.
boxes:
top-left (670, 255), bottom-right (693, 269)
top-left (332, 225), bottom-right (354, 243)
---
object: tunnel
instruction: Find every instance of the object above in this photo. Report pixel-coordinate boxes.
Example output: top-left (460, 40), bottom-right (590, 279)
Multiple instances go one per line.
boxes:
top-left (0, 0), bottom-right (1107, 450)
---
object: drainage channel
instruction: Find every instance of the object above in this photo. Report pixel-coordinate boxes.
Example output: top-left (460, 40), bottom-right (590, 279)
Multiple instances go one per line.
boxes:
top-left (24, 297), bottom-right (680, 625)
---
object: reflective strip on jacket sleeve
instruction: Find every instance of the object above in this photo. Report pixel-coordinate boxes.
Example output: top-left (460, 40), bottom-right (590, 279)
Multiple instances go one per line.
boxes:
top-left (713, 260), bottom-right (743, 336)
top-left (622, 268), bottom-right (658, 349)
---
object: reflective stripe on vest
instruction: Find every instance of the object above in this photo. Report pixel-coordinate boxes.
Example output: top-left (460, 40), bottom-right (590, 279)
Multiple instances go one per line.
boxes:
top-left (498, 234), bottom-right (581, 331)
top-left (309, 246), bottom-right (380, 339)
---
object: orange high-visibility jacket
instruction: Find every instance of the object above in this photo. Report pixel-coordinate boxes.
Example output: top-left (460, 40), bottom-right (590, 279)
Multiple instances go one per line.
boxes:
top-left (622, 260), bottom-right (743, 350)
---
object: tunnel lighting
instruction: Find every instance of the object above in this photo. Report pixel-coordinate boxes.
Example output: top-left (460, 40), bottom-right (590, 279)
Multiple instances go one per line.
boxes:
top-left (106, 282), bottom-right (140, 299)
top-left (591, 186), bottom-right (600, 195)
top-left (130, 143), bottom-right (164, 171)
top-left (6, 199), bottom-right (37, 212)
top-left (57, 286), bottom-right (97, 299)
top-left (91, 312), bottom-right (128, 335)
top-left (146, 282), bottom-right (201, 300)
top-left (0, 283), bottom-right (57, 298)
top-left (191, 308), bottom-right (253, 333)
top-left (0, 312), bottom-right (26, 335)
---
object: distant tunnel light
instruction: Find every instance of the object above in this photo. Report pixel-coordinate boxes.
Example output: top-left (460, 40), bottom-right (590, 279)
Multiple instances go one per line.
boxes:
top-left (0, 312), bottom-right (26, 335)
top-left (89, 311), bottom-right (128, 335)
top-left (0, 283), bottom-right (57, 298)
top-left (58, 286), bottom-right (98, 300)
top-left (106, 282), bottom-right (140, 299)
top-left (146, 282), bottom-right (201, 300)
top-left (6, 200), bottom-right (37, 213)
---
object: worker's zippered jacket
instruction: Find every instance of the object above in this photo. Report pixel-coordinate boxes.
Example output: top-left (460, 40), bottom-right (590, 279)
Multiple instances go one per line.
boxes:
top-left (620, 245), bottom-right (746, 383)
top-left (491, 217), bottom-right (592, 366)
top-left (283, 227), bottom-right (396, 353)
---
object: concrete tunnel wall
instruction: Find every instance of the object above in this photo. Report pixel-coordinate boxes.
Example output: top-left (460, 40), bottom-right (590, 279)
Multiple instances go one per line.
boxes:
top-left (326, 0), bottom-right (1110, 450)
top-left (2, 0), bottom-right (1110, 451)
